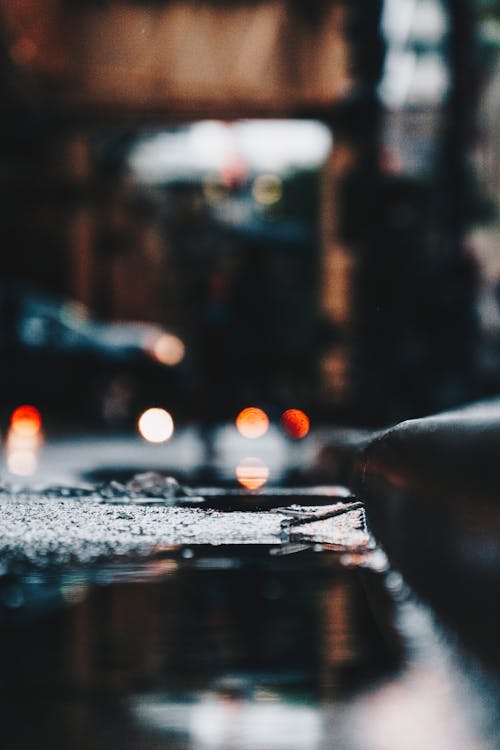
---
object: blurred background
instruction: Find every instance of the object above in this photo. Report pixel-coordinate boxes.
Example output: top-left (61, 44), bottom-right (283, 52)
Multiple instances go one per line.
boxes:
top-left (0, 0), bottom-right (498, 475)
top-left (2, 5), bottom-right (500, 750)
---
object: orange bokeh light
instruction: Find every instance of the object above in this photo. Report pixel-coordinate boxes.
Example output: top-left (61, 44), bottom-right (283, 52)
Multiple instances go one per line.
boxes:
top-left (235, 407), bottom-right (269, 439)
top-left (10, 405), bottom-right (42, 437)
top-left (280, 409), bottom-right (310, 439)
top-left (236, 457), bottom-right (270, 490)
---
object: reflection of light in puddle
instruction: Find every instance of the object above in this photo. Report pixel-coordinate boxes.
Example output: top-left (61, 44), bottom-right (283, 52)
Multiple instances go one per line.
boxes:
top-left (236, 457), bottom-right (269, 490)
top-left (138, 408), bottom-right (174, 443)
top-left (235, 408), bottom-right (269, 439)
top-left (60, 583), bottom-right (88, 605)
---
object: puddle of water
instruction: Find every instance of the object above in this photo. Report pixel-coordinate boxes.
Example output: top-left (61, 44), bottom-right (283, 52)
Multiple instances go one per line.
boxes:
top-left (0, 552), bottom-right (400, 748)
top-left (1, 551), bottom-right (499, 750)
top-left (1, 475), bottom-right (500, 749)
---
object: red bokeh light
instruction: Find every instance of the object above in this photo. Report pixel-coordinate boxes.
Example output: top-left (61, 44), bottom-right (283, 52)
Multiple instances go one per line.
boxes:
top-left (280, 409), bottom-right (310, 439)
top-left (10, 405), bottom-right (42, 436)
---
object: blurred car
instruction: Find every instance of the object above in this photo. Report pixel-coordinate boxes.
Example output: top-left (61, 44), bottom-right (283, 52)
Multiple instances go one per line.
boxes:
top-left (0, 283), bottom-right (188, 429)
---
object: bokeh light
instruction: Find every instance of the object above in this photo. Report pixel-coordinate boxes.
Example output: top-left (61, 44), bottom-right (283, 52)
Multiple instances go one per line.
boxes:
top-left (252, 173), bottom-right (283, 205)
top-left (7, 406), bottom-right (43, 475)
top-left (236, 407), bottom-right (270, 439)
top-left (151, 332), bottom-right (186, 366)
top-left (10, 405), bottom-right (42, 437)
top-left (280, 409), bottom-right (310, 439)
top-left (236, 457), bottom-right (270, 490)
top-left (138, 408), bottom-right (174, 443)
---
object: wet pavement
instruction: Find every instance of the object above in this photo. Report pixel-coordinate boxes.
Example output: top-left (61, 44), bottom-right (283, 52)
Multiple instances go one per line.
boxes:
top-left (0, 485), bottom-right (368, 567)
top-left (2, 543), bottom-right (500, 750)
top-left (1, 432), bottom-right (500, 749)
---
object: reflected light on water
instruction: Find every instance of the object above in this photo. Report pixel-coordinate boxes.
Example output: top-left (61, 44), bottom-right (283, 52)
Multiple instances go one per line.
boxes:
top-left (280, 409), bottom-right (310, 439)
top-left (236, 457), bottom-right (270, 490)
top-left (138, 408), bottom-right (174, 443)
top-left (236, 407), bottom-right (269, 439)
top-left (150, 333), bottom-right (185, 366)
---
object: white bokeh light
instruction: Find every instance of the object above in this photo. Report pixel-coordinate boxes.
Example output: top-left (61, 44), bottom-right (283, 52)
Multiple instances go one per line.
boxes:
top-left (138, 408), bottom-right (174, 443)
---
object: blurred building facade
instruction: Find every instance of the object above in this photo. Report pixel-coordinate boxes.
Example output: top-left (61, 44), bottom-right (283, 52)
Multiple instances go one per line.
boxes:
top-left (0, 0), bottom-right (496, 425)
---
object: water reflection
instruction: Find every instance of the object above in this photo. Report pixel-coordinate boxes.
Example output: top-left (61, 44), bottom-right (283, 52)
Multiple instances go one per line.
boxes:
top-left (0, 552), bottom-right (400, 749)
top-left (235, 457), bottom-right (270, 490)
top-left (1, 546), bottom-right (500, 748)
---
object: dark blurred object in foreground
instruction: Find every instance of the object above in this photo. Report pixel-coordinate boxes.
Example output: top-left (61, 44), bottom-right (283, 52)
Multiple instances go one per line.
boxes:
top-left (351, 398), bottom-right (500, 669)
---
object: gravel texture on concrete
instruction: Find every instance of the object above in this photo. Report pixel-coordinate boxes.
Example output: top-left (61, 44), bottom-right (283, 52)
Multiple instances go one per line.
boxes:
top-left (0, 491), bottom-right (368, 568)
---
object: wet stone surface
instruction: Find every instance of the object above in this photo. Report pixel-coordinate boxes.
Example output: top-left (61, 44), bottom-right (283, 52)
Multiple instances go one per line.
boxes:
top-left (0, 475), bottom-right (369, 568)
